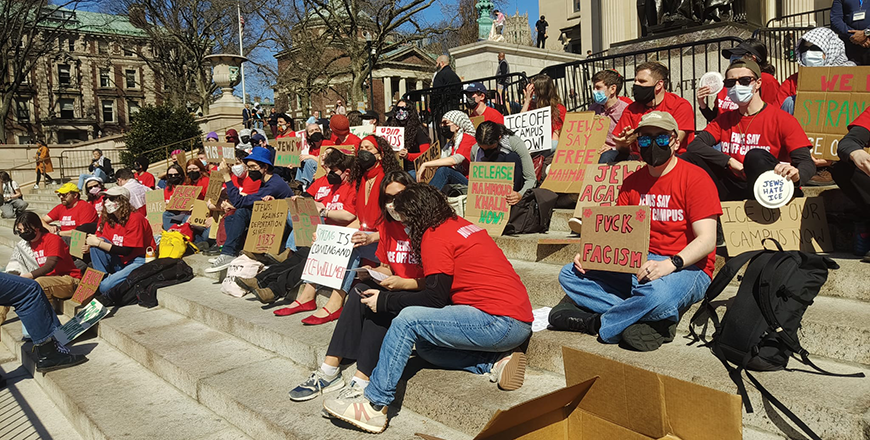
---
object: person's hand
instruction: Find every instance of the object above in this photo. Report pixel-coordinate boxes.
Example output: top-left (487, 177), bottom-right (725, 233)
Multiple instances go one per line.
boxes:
top-left (851, 149), bottom-right (870, 176)
top-left (221, 199), bottom-right (235, 212)
top-left (863, 39), bottom-right (870, 48)
top-left (727, 157), bottom-right (745, 178)
top-left (261, 195), bottom-right (275, 202)
top-left (572, 253), bottom-right (586, 274)
top-left (85, 234), bottom-right (102, 247)
top-left (613, 126), bottom-right (635, 146)
top-left (774, 162), bottom-right (800, 182)
top-left (599, 145), bottom-right (613, 154)
top-left (398, 148), bottom-right (408, 158)
top-left (849, 30), bottom-right (868, 45)
top-left (416, 164), bottom-right (428, 182)
top-left (351, 231), bottom-right (373, 247)
top-left (637, 259), bottom-right (676, 283)
top-left (380, 276), bottom-right (406, 291)
top-left (506, 191), bottom-right (522, 205)
top-left (697, 85), bottom-right (712, 109)
top-left (21, 272), bottom-right (33, 279)
top-left (812, 157), bottom-right (833, 167)
top-left (360, 289), bottom-right (379, 312)
top-left (206, 199), bottom-right (217, 210)
top-left (523, 83), bottom-right (535, 103)
top-left (218, 159), bottom-right (231, 181)
top-left (290, 195), bottom-right (301, 201)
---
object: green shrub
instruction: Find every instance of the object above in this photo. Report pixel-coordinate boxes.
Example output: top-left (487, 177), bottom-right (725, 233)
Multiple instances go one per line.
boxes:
top-left (122, 104), bottom-right (202, 168)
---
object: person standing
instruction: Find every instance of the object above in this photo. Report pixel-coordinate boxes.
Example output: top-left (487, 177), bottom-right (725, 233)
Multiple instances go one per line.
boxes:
top-left (831, 0), bottom-right (870, 65)
top-left (268, 108), bottom-right (279, 138)
top-left (493, 9), bottom-right (505, 34)
top-left (34, 140), bottom-right (54, 189)
top-left (335, 100), bottom-right (347, 115)
top-left (535, 16), bottom-right (548, 49)
top-left (242, 103), bottom-right (252, 129)
top-left (432, 55), bottom-right (462, 121)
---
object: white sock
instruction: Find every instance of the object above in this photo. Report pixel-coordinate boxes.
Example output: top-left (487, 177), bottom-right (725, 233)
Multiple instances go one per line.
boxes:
top-left (351, 377), bottom-right (370, 389)
top-left (320, 363), bottom-right (339, 377)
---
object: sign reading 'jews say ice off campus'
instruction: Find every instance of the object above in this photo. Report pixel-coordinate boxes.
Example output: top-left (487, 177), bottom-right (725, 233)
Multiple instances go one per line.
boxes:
top-left (302, 224), bottom-right (356, 290)
top-left (465, 162), bottom-right (515, 236)
top-left (540, 112), bottom-right (607, 194)
top-left (504, 107), bottom-right (552, 154)
top-left (578, 205), bottom-right (650, 274)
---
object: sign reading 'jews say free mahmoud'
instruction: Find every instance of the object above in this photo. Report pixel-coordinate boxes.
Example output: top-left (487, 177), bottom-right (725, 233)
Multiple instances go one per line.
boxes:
top-left (540, 112), bottom-right (607, 194)
top-left (465, 162), bottom-right (515, 236)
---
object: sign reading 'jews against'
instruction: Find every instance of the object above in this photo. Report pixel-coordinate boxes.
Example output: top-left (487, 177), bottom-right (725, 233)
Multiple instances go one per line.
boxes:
top-left (243, 199), bottom-right (289, 255)
top-left (719, 197), bottom-right (833, 255)
top-left (504, 107), bottom-right (552, 153)
top-left (375, 126), bottom-right (405, 151)
top-left (579, 205), bottom-right (650, 274)
top-left (465, 162), bottom-right (515, 236)
top-left (573, 161), bottom-right (645, 216)
top-left (302, 224), bottom-right (356, 290)
top-left (541, 112), bottom-right (607, 194)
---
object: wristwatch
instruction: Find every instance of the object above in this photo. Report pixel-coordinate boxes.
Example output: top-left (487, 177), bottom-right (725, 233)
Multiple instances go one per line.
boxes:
top-left (670, 255), bottom-right (684, 271)
top-left (864, 29), bottom-right (870, 37)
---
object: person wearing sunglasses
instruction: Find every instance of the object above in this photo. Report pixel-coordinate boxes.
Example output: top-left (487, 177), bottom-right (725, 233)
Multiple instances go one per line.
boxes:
top-left (551, 111), bottom-right (720, 352)
top-left (42, 183), bottom-right (98, 237)
top-left (682, 58), bottom-right (815, 202)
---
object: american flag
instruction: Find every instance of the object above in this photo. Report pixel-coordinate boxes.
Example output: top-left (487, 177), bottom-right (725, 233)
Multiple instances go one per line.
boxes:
top-left (239, 15), bottom-right (245, 30)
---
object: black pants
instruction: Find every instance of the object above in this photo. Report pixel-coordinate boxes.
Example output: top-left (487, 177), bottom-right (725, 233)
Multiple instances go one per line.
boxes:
top-left (537, 33), bottom-right (546, 48)
top-left (254, 248), bottom-right (310, 298)
top-left (325, 282), bottom-right (398, 377)
top-left (831, 158), bottom-right (870, 215)
top-left (680, 149), bottom-right (796, 201)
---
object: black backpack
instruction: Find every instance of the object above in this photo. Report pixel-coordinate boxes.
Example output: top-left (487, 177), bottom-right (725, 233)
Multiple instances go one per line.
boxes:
top-left (503, 188), bottom-right (558, 235)
top-left (689, 239), bottom-right (864, 440)
top-left (102, 258), bottom-right (195, 308)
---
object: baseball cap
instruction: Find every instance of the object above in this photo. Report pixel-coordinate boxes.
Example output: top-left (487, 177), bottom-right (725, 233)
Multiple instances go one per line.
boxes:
top-left (726, 58), bottom-right (762, 79)
top-left (102, 186), bottom-right (130, 199)
top-left (463, 82), bottom-right (487, 93)
top-left (722, 41), bottom-right (762, 61)
top-left (635, 111), bottom-right (679, 133)
top-left (55, 182), bottom-right (80, 194)
top-left (251, 133), bottom-right (266, 144)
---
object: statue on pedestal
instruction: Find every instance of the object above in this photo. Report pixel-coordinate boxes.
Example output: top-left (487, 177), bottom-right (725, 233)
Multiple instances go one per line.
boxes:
top-left (476, 0), bottom-right (494, 41)
top-left (638, 0), bottom-right (735, 36)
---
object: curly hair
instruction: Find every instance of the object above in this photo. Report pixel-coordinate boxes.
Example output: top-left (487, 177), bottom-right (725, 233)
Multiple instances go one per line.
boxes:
top-left (393, 184), bottom-right (457, 264)
top-left (384, 100), bottom-right (425, 154)
top-left (99, 196), bottom-right (134, 229)
top-left (349, 135), bottom-right (403, 189)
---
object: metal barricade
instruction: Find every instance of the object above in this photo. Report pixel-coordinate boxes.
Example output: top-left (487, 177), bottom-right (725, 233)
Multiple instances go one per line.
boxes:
top-left (59, 148), bottom-right (125, 182)
top-left (765, 7), bottom-right (831, 28)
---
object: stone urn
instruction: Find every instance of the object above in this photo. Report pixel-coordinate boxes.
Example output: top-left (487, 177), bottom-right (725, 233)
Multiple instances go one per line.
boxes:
top-left (204, 54), bottom-right (247, 109)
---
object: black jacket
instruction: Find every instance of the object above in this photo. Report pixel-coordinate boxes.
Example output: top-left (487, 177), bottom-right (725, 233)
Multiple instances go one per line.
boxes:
top-left (433, 66), bottom-right (460, 89)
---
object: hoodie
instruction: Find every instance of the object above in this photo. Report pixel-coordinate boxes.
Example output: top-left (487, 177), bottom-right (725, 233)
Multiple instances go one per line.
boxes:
top-left (778, 27), bottom-right (857, 106)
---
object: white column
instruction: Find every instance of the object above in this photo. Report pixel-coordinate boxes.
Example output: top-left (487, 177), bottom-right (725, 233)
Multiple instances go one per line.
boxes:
top-left (383, 76), bottom-right (392, 112)
top-left (782, 0), bottom-right (815, 25)
top-left (398, 78), bottom-right (407, 101)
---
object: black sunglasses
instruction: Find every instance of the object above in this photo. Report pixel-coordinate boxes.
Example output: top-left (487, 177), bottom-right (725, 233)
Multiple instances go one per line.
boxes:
top-left (724, 76), bottom-right (756, 88)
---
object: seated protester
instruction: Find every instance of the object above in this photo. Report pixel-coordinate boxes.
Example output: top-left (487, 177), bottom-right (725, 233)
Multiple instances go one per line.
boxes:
top-left (206, 147), bottom-right (292, 272)
top-left (237, 129), bottom-right (254, 152)
top-left (550, 111), bottom-right (720, 351)
top-left (251, 133), bottom-right (275, 164)
top-left (197, 150), bottom-right (219, 172)
top-left (183, 159), bottom-right (212, 244)
top-left (0, 171), bottom-right (28, 219)
top-left (469, 121), bottom-right (537, 204)
top-left (361, 110), bottom-right (379, 127)
top-left (463, 82), bottom-right (504, 124)
top-left (225, 129), bottom-right (240, 145)
top-left (229, 150), bottom-right (261, 196)
top-left (521, 73), bottom-right (567, 152)
top-left (698, 39), bottom-right (780, 123)
top-left (84, 187), bottom-right (156, 294)
top-left (134, 156), bottom-right (156, 189)
top-left (42, 183), bottom-right (98, 236)
top-left (384, 100), bottom-right (431, 174)
top-left (831, 108), bottom-right (870, 262)
top-left (295, 123), bottom-right (336, 189)
top-left (14, 212), bottom-right (82, 302)
top-left (681, 59), bottom-right (815, 201)
top-left (83, 177), bottom-right (105, 215)
top-left (287, 172), bottom-right (422, 402)
top-left (275, 113), bottom-right (296, 138)
top-left (161, 165), bottom-right (187, 230)
top-left (156, 149), bottom-right (185, 189)
top-left (77, 149), bottom-right (113, 190)
top-left (778, 27), bottom-right (854, 114)
top-left (415, 110), bottom-right (478, 188)
top-left (590, 69), bottom-right (630, 163)
top-left (329, 115), bottom-right (362, 150)
top-left (322, 184), bottom-right (533, 433)
top-left (115, 168), bottom-right (148, 216)
top-left (612, 62), bottom-right (695, 162)
top-left (206, 131), bottom-right (219, 142)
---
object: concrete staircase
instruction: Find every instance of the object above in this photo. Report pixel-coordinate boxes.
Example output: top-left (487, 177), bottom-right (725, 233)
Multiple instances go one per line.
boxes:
top-left (0, 183), bottom-right (868, 439)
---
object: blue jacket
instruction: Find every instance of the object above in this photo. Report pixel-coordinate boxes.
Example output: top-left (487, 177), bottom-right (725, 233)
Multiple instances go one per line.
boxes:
top-left (832, 0), bottom-right (870, 38)
top-left (225, 174), bottom-right (291, 209)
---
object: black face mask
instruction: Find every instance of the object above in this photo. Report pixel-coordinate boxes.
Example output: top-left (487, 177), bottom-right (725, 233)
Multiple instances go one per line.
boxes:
top-left (241, 136), bottom-right (251, 144)
top-left (464, 95), bottom-right (477, 109)
top-left (308, 132), bottom-right (324, 145)
top-left (639, 142), bottom-right (673, 167)
top-left (326, 171), bottom-right (342, 185)
top-left (19, 230), bottom-right (36, 242)
top-left (187, 171), bottom-right (200, 181)
top-left (167, 175), bottom-right (183, 185)
top-left (632, 84), bottom-right (657, 105)
top-left (248, 170), bottom-right (263, 181)
top-left (439, 125), bottom-right (455, 139)
top-left (357, 150), bottom-right (377, 170)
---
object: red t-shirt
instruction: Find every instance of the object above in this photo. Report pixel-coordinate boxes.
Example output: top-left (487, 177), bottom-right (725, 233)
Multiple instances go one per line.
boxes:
top-left (191, 176), bottom-right (209, 200)
top-left (97, 211), bottom-right (156, 265)
top-left (451, 134), bottom-right (478, 177)
top-left (355, 167), bottom-right (385, 231)
top-left (618, 159), bottom-right (722, 277)
top-left (477, 106), bottom-right (505, 125)
top-left (552, 104), bottom-right (568, 134)
top-left (307, 176), bottom-right (357, 225)
top-left (612, 92), bottom-right (696, 154)
top-left (376, 220), bottom-right (424, 280)
top-left (849, 107), bottom-right (870, 131)
top-left (331, 133), bottom-right (362, 149)
top-left (47, 200), bottom-right (98, 231)
top-left (421, 217), bottom-right (533, 323)
top-left (703, 105), bottom-right (810, 165)
top-left (164, 185), bottom-right (175, 204)
top-left (89, 196), bottom-right (104, 215)
top-left (776, 73), bottom-right (798, 108)
top-left (716, 72), bottom-right (780, 111)
top-left (231, 174), bottom-right (261, 195)
top-left (30, 233), bottom-right (81, 279)
top-left (135, 171), bottom-right (156, 189)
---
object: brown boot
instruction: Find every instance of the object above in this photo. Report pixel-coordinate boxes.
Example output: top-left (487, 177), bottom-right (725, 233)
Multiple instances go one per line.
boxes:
top-left (235, 277), bottom-right (276, 303)
top-left (264, 248), bottom-right (292, 265)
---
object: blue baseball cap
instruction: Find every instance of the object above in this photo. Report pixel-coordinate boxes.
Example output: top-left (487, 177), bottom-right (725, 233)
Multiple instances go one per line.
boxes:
top-left (251, 133), bottom-right (266, 144)
top-left (244, 147), bottom-right (273, 167)
top-left (463, 82), bottom-right (487, 93)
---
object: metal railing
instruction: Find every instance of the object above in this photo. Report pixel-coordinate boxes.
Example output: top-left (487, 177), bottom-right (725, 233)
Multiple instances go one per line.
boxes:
top-left (58, 149), bottom-right (125, 182)
top-left (765, 7), bottom-right (831, 28)
top-left (752, 26), bottom-right (816, 81)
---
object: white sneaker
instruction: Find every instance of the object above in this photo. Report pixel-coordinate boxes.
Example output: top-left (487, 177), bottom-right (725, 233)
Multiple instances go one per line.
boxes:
top-left (204, 254), bottom-right (235, 273)
top-left (32, 184), bottom-right (39, 189)
top-left (208, 257), bottom-right (218, 264)
top-left (489, 352), bottom-right (527, 391)
top-left (568, 217), bottom-right (582, 235)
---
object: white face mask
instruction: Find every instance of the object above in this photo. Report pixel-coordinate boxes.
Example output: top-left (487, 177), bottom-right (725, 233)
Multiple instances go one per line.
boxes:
top-left (385, 202), bottom-right (402, 222)
top-left (727, 84), bottom-right (755, 104)
top-left (231, 164), bottom-right (245, 177)
top-left (801, 50), bottom-right (825, 67)
top-left (104, 199), bottom-right (119, 214)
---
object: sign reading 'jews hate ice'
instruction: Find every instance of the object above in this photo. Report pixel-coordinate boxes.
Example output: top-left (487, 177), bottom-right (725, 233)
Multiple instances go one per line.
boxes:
top-left (465, 162), bottom-right (515, 236)
top-left (302, 224), bottom-right (356, 290)
top-left (719, 197), bottom-right (832, 255)
top-left (243, 199), bottom-right (289, 255)
top-left (573, 161), bottom-right (645, 216)
top-left (504, 107), bottom-right (552, 153)
top-left (541, 112), bottom-right (607, 194)
top-left (375, 126), bottom-right (405, 151)
top-left (579, 205), bottom-right (650, 274)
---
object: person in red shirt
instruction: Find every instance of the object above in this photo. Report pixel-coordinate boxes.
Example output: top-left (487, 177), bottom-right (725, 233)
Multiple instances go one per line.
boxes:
top-left (682, 59), bottom-right (815, 201)
top-left (463, 82), bottom-right (504, 124)
top-left (322, 183), bottom-right (533, 434)
top-left (831, 108), bottom-right (870, 261)
top-left (83, 177), bottom-right (105, 215)
top-left (42, 183), bottom-right (98, 236)
top-left (329, 115), bottom-right (362, 149)
top-left (521, 73), bottom-right (567, 151)
top-left (305, 149), bottom-right (357, 226)
top-left (134, 156), bottom-right (156, 189)
top-left (275, 113), bottom-right (296, 138)
top-left (551, 111), bottom-right (720, 352)
top-left (384, 100), bottom-right (432, 173)
top-left (183, 158), bottom-right (212, 243)
top-left (14, 212), bottom-right (82, 301)
top-left (698, 39), bottom-right (780, 123)
top-left (85, 186), bottom-right (155, 294)
top-left (294, 122), bottom-right (336, 189)
top-left (612, 61), bottom-right (695, 157)
top-left (416, 110), bottom-right (478, 188)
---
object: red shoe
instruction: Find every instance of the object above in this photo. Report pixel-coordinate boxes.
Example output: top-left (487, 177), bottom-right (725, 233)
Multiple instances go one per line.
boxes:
top-left (301, 307), bottom-right (343, 325)
top-left (273, 300), bottom-right (317, 316)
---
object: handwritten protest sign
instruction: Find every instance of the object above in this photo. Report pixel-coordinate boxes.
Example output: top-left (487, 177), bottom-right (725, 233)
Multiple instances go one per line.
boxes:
top-left (69, 230), bottom-right (86, 258)
top-left (573, 161), bottom-right (645, 216)
top-left (349, 125), bottom-right (375, 139)
top-left (288, 197), bottom-right (322, 248)
top-left (505, 107), bottom-right (552, 153)
top-left (165, 185), bottom-right (198, 211)
top-left (275, 137), bottom-right (303, 167)
top-left (414, 140), bottom-right (441, 184)
top-left (243, 199), bottom-right (289, 254)
top-left (302, 224), bottom-right (356, 289)
top-left (541, 112), bottom-right (608, 193)
top-left (579, 206), bottom-right (650, 273)
top-left (145, 190), bottom-right (165, 235)
top-left (795, 66), bottom-right (870, 160)
top-left (720, 197), bottom-right (833, 255)
top-left (470, 115), bottom-right (485, 129)
top-left (296, 130), bottom-right (309, 155)
top-left (203, 142), bottom-right (236, 163)
top-left (71, 268), bottom-right (104, 305)
top-left (208, 213), bottom-right (221, 240)
top-left (375, 126), bottom-right (405, 151)
top-left (465, 162), bottom-right (515, 236)
top-left (174, 150), bottom-right (187, 169)
top-left (190, 199), bottom-right (218, 228)
top-left (204, 175), bottom-right (223, 205)
top-left (52, 299), bottom-right (108, 345)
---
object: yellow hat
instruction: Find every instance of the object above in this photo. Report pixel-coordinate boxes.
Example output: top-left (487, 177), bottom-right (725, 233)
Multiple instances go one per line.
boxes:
top-left (55, 182), bottom-right (80, 194)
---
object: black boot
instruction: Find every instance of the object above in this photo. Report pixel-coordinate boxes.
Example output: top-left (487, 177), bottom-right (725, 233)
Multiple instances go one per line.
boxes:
top-left (0, 374), bottom-right (6, 388)
top-left (34, 340), bottom-right (87, 372)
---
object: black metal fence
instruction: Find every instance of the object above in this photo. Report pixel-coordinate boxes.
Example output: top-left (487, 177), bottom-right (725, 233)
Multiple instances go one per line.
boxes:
top-left (765, 7), bottom-right (831, 28)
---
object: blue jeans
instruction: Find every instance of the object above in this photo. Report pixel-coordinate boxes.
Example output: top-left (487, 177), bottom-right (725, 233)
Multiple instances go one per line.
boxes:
top-left (365, 305), bottom-right (531, 406)
top-left (90, 238), bottom-right (146, 293)
top-left (78, 169), bottom-right (109, 189)
top-left (781, 95), bottom-right (795, 115)
top-left (558, 253), bottom-right (710, 343)
top-left (0, 273), bottom-right (60, 344)
top-left (295, 159), bottom-right (318, 188)
top-left (221, 207), bottom-right (252, 256)
top-left (428, 167), bottom-right (468, 191)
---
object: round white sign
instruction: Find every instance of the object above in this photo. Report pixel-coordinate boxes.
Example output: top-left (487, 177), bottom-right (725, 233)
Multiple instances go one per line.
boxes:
top-left (753, 170), bottom-right (794, 209)
top-left (699, 72), bottom-right (725, 96)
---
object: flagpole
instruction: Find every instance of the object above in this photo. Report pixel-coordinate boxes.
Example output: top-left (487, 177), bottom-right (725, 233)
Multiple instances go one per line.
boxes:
top-left (238, 2), bottom-right (246, 106)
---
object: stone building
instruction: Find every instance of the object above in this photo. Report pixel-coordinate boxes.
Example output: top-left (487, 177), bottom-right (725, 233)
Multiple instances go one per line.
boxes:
top-left (502, 11), bottom-right (534, 46)
top-left (5, 9), bottom-right (160, 145)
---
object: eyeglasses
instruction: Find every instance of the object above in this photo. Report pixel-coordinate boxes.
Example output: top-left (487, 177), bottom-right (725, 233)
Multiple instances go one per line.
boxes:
top-left (637, 134), bottom-right (673, 148)
top-left (723, 76), bottom-right (756, 87)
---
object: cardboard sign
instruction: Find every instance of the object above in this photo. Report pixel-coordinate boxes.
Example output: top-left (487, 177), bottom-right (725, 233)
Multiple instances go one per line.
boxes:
top-left (720, 196), bottom-right (833, 255)
top-left (573, 161), bottom-right (645, 216)
top-left (334, 144), bottom-right (355, 155)
top-left (52, 299), bottom-right (108, 345)
top-left (275, 137), bottom-right (302, 167)
top-left (69, 230), bottom-right (86, 259)
top-left (208, 213), bottom-right (221, 240)
top-left (243, 199), bottom-right (289, 254)
top-left (202, 142), bottom-right (236, 163)
top-left (794, 66), bottom-right (870, 160)
top-left (375, 126), bottom-right (405, 151)
top-left (70, 268), bottom-right (105, 305)
top-left (465, 162), bottom-right (515, 236)
top-left (541, 112), bottom-right (608, 193)
top-left (165, 185), bottom-right (198, 211)
top-left (145, 190), bottom-right (165, 234)
top-left (301, 224), bottom-right (356, 289)
top-left (189, 199), bottom-right (218, 228)
top-left (174, 150), bottom-right (187, 169)
top-left (578, 205), bottom-right (650, 274)
top-left (470, 115), bottom-right (485, 129)
top-left (349, 125), bottom-right (374, 139)
top-left (287, 197), bottom-right (322, 248)
top-left (204, 174), bottom-right (224, 205)
top-left (414, 140), bottom-right (441, 184)
top-left (296, 130), bottom-right (309, 155)
top-left (504, 107), bottom-right (552, 153)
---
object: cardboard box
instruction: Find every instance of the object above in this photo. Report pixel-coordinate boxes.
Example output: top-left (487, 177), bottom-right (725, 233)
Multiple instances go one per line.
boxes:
top-left (418, 348), bottom-right (742, 440)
